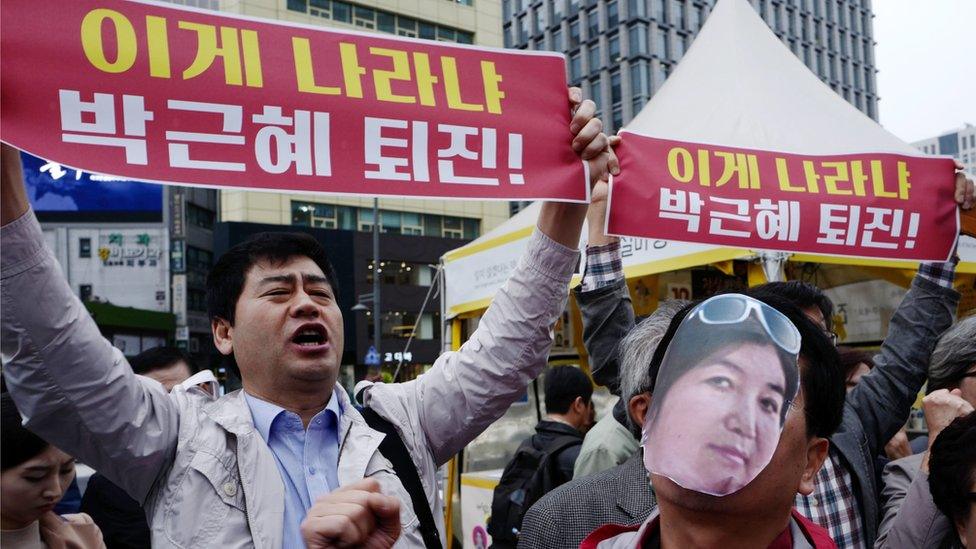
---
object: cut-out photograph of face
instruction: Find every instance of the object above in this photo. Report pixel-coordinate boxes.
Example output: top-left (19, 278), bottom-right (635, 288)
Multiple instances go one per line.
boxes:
top-left (642, 293), bottom-right (801, 497)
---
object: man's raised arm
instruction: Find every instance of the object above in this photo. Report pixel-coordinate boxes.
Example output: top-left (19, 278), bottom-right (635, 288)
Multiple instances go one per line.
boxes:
top-left (360, 89), bottom-right (620, 464)
top-left (1, 144), bottom-right (179, 504)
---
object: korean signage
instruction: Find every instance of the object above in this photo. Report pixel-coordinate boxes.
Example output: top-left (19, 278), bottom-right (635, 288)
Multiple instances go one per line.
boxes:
top-left (1, 0), bottom-right (586, 202)
top-left (98, 232), bottom-right (163, 267)
top-left (607, 134), bottom-right (959, 261)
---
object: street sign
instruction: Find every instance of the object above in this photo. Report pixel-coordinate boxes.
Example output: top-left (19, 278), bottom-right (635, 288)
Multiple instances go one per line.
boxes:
top-left (364, 346), bottom-right (381, 367)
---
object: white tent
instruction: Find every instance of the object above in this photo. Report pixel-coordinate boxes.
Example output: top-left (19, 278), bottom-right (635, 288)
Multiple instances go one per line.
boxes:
top-left (442, 0), bottom-right (975, 319)
top-left (624, 0), bottom-right (919, 156)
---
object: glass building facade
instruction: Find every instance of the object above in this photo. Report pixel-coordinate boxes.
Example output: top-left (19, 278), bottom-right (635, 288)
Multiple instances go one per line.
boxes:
top-left (503, 0), bottom-right (879, 133)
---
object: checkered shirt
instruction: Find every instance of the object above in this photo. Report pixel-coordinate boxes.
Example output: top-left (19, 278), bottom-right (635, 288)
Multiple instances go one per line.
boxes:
top-left (581, 241), bottom-right (623, 292)
top-left (916, 255), bottom-right (959, 289)
top-left (795, 449), bottom-right (865, 549)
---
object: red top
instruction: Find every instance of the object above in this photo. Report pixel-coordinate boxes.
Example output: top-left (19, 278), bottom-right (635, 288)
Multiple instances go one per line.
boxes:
top-left (580, 508), bottom-right (837, 549)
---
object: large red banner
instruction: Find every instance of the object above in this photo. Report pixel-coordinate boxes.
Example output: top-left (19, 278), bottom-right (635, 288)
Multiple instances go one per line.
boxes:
top-left (607, 133), bottom-right (959, 261)
top-left (0, 0), bottom-right (587, 201)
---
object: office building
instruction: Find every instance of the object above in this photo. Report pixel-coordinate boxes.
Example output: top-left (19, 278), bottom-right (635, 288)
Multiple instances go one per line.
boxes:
top-left (503, 0), bottom-right (879, 133)
top-left (913, 123), bottom-right (976, 177)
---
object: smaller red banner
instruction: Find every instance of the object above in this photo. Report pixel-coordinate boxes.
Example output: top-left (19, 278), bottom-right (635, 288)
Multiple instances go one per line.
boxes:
top-left (0, 0), bottom-right (586, 202)
top-left (607, 133), bottom-right (959, 262)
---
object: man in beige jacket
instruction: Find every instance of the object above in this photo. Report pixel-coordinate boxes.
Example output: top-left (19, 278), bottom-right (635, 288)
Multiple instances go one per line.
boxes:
top-left (0, 88), bottom-right (616, 548)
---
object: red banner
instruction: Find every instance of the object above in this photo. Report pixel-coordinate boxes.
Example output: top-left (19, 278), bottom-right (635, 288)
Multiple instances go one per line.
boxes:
top-left (607, 133), bottom-right (959, 261)
top-left (0, 0), bottom-right (587, 201)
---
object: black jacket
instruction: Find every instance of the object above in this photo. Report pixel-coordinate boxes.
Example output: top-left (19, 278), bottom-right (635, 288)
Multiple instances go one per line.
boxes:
top-left (528, 420), bottom-right (584, 486)
top-left (80, 473), bottom-right (150, 549)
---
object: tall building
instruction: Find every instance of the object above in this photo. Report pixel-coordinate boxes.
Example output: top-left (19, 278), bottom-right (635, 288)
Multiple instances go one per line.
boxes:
top-left (209, 0), bottom-right (512, 236)
top-left (503, 0), bottom-right (879, 133)
top-left (913, 124), bottom-right (976, 177)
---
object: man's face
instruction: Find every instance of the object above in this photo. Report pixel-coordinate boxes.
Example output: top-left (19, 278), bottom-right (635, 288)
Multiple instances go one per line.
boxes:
top-left (651, 359), bottom-right (828, 517)
top-left (214, 256), bottom-right (344, 396)
top-left (145, 360), bottom-right (193, 392)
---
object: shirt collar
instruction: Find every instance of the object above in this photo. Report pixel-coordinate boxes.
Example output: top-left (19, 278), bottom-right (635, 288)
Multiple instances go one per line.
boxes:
top-left (244, 389), bottom-right (343, 442)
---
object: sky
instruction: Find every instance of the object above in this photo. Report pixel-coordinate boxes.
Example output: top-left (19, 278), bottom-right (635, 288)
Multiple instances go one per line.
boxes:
top-left (872, 0), bottom-right (976, 143)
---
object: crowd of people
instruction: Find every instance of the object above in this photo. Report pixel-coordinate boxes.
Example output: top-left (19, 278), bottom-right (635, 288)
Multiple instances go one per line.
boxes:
top-left (1, 90), bottom-right (975, 549)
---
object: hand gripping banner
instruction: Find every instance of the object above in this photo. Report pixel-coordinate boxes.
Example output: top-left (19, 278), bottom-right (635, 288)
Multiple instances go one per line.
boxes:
top-left (0, 0), bottom-right (587, 202)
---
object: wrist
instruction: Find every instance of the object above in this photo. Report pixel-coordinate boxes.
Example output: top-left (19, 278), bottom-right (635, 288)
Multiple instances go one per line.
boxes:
top-left (538, 202), bottom-right (587, 249)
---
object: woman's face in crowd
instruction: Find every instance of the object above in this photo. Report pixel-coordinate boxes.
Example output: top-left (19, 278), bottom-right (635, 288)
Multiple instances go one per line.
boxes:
top-left (0, 446), bottom-right (76, 530)
top-left (644, 342), bottom-right (788, 496)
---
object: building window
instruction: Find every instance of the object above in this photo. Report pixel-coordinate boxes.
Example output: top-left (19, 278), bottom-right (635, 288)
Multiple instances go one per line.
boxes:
top-left (442, 217), bottom-right (464, 238)
top-left (79, 237), bottom-right (92, 258)
top-left (187, 203), bottom-right (215, 230)
top-left (288, 1), bottom-right (473, 41)
top-left (670, 0), bottom-right (683, 27)
top-left (402, 212), bottom-right (423, 235)
top-left (589, 77), bottom-right (603, 117)
top-left (570, 52), bottom-right (582, 82)
top-left (587, 7), bottom-right (599, 38)
top-left (186, 246), bottom-right (213, 271)
top-left (367, 260), bottom-right (437, 286)
top-left (589, 43), bottom-right (602, 71)
top-left (608, 33), bottom-right (620, 62)
top-left (552, 27), bottom-right (563, 50)
top-left (629, 23), bottom-right (648, 56)
top-left (569, 20), bottom-right (581, 47)
top-left (188, 289), bottom-right (208, 312)
top-left (552, 0), bottom-right (565, 20)
top-left (651, 0), bottom-right (664, 21)
top-left (607, 0), bottom-right (619, 27)
top-left (652, 60), bottom-right (666, 88)
top-left (655, 26), bottom-right (668, 58)
top-left (627, 0), bottom-right (645, 18)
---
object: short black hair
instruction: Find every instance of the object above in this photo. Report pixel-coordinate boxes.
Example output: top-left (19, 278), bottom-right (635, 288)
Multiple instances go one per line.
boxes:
top-left (544, 366), bottom-right (593, 415)
top-left (1, 392), bottom-right (50, 471)
top-left (207, 231), bottom-right (339, 325)
top-left (750, 281), bottom-right (834, 331)
top-left (130, 346), bottom-right (197, 376)
top-left (929, 411), bottom-right (976, 531)
top-left (648, 293), bottom-right (844, 439)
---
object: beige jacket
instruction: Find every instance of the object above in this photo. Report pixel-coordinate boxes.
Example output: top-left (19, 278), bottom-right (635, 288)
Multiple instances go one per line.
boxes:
top-left (1, 513), bottom-right (105, 549)
top-left (1, 210), bottom-right (577, 548)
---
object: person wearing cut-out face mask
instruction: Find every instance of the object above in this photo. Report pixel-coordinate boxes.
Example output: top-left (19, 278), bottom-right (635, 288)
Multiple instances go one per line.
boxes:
top-left (641, 305), bottom-right (800, 497)
top-left (582, 293), bottom-right (846, 549)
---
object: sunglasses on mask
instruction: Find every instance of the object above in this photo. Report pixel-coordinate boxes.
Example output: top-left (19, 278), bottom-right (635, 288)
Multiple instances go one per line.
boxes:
top-left (687, 293), bottom-right (802, 355)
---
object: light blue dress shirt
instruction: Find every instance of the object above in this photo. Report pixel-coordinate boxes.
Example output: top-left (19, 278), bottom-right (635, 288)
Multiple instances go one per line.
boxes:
top-left (245, 391), bottom-right (342, 549)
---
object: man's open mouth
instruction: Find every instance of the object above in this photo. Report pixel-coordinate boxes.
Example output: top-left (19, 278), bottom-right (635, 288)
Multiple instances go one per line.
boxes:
top-left (291, 324), bottom-right (328, 347)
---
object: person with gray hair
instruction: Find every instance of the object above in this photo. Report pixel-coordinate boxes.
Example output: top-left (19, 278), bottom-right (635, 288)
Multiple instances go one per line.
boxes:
top-left (573, 300), bottom-right (689, 479)
top-left (877, 316), bottom-right (976, 548)
top-left (928, 316), bottom-right (976, 398)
